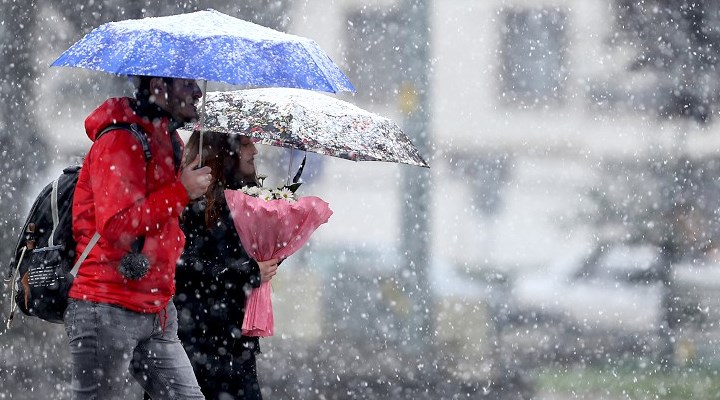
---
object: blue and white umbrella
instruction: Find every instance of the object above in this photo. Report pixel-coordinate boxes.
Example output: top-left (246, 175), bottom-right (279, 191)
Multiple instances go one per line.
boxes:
top-left (51, 9), bottom-right (355, 94)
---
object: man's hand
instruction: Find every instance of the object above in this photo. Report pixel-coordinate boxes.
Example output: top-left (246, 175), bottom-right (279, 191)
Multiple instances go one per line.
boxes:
top-left (180, 155), bottom-right (212, 200)
top-left (258, 258), bottom-right (279, 283)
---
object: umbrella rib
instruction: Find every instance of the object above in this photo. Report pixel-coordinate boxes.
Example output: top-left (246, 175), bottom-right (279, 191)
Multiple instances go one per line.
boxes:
top-left (299, 42), bottom-right (344, 94)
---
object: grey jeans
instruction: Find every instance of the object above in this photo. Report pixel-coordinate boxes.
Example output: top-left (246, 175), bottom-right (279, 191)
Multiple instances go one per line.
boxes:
top-left (64, 299), bottom-right (204, 400)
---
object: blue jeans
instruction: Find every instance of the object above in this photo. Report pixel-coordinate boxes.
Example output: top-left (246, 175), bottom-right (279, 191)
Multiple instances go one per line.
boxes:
top-left (64, 299), bottom-right (204, 399)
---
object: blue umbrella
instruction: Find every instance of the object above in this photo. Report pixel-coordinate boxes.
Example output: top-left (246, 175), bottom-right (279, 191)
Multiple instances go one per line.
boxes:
top-left (51, 9), bottom-right (355, 93)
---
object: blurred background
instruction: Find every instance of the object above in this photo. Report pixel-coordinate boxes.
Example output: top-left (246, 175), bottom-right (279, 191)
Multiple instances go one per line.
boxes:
top-left (3, 0), bottom-right (720, 399)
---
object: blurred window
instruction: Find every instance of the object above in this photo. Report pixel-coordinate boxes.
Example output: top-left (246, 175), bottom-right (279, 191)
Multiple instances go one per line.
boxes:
top-left (448, 152), bottom-right (511, 216)
top-left (500, 8), bottom-right (568, 107)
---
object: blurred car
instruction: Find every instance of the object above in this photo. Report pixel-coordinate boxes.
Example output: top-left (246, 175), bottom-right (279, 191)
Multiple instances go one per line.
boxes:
top-left (503, 242), bottom-right (681, 366)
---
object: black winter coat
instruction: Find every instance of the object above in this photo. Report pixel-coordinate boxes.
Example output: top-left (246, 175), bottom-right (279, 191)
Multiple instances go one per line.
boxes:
top-left (174, 199), bottom-right (262, 359)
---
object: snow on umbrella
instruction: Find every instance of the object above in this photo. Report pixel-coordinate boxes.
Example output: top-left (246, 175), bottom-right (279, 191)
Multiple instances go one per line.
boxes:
top-left (51, 9), bottom-right (355, 93)
top-left (190, 87), bottom-right (430, 168)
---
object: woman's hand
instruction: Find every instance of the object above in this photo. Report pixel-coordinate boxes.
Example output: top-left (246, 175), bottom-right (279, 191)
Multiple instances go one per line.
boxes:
top-left (258, 258), bottom-right (279, 283)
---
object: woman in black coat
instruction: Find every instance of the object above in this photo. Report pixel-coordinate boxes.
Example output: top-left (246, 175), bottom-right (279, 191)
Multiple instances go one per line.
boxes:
top-left (175, 131), bottom-right (279, 400)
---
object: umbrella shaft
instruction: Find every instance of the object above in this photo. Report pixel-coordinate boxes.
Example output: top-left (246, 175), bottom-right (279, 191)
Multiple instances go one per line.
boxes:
top-left (198, 80), bottom-right (208, 167)
top-left (286, 147), bottom-right (295, 186)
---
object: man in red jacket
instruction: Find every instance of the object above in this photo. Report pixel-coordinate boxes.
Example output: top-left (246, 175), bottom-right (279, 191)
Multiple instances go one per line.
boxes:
top-left (66, 76), bottom-right (212, 399)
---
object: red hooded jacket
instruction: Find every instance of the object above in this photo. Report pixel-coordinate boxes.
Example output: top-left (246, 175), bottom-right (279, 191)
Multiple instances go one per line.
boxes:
top-left (69, 97), bottom-right (190, 313)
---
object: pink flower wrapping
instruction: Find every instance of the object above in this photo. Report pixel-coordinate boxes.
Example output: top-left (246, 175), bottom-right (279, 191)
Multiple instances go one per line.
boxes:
top-left (225, 189), bottom-right (333, 337)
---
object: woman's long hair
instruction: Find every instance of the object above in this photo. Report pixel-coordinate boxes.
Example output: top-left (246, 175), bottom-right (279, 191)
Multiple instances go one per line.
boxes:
top-left (183, 130), bottom-right (257, 227)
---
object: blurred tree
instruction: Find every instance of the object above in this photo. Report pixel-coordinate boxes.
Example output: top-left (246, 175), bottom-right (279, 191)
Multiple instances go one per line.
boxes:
top-left (614, 1), bottom-right (720, 123)
top-left (586, 154), bottom-right (720, 369)
top-left (608, 0), bottom-right (720, 369)
top-left (0, 2), bottom-right (67, 396)
top-left (0, 0), bottom-right (47, 270)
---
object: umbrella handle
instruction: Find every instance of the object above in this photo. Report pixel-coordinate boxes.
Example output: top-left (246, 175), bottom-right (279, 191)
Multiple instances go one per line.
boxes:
top-left (286, 147), bottom-right (294, 186)
top-left (292, 154), bottom-right (306, 184)
top-left (198, 80), bottom-right (208, 167)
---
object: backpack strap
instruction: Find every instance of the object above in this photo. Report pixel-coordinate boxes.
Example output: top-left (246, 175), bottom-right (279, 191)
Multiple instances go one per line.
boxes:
top-left (97, 123), bottom-right (152, 162)
top-left (48, 178), bottom-right (61, 248)
top-left (70, 232), bottom-right (100, 278)
top-left (6, 246), bottom-right (28, 328)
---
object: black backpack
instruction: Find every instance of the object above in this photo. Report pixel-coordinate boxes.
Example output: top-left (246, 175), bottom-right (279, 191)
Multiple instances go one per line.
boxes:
top-left (4, 124), bottom-right (151, 326)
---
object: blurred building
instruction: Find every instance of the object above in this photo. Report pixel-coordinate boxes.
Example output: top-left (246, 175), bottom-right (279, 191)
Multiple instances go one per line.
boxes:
top-left (266, 1), bottom-right (720, 387)
top-left (286, 0), bottom-right (720, 272)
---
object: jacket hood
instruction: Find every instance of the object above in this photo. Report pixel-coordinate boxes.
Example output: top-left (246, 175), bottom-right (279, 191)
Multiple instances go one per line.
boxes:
top-left (84, 98), bottom-right (138, 142)
top-left (84, 97), bottom-right (178, 142)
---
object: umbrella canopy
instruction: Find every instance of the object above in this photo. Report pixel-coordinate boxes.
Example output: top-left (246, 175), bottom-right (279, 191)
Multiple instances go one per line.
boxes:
top-left (51, 9), bottom-right (354, 93)
top-left (192, 88), bottom-right (429, 168)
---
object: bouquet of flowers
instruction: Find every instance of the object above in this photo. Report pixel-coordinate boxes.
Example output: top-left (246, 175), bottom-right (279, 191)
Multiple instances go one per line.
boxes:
top-left (225, 179), bottom-right (332, 337)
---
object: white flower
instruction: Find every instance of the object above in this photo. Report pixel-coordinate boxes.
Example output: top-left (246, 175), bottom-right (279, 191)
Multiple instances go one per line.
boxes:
top-left (276, 187), bottom-right (296, 202)
top-left (259, 189), bottom-right (274, 201)
top-left (244, 186), bottom-right (262, 196)
top-left (237, 181), bottom-right (298, 202)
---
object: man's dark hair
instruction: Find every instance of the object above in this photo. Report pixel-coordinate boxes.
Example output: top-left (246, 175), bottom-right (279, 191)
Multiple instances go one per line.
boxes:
top-left (134, 76), bottom-right (175, 104)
